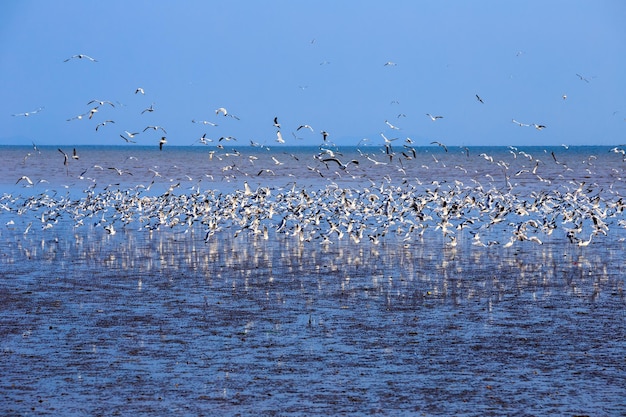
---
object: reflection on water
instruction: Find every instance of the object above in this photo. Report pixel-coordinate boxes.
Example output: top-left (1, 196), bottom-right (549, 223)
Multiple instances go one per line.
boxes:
top-left (1, 228), bottom-right (624, 415)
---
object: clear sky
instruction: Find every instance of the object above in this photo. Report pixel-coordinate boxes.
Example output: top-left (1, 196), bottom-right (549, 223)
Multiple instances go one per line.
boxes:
top-left (1, 1), bottom-right (625, 147)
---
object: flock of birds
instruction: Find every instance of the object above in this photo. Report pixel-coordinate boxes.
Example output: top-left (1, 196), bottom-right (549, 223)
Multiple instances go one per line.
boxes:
top-left (5, 53), bottom-right (625, 249)
top-left (4, 138), bottom-right (626, 250)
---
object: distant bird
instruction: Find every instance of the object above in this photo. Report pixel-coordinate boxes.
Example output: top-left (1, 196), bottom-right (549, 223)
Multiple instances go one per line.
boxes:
top-left (120, 131), bottom-right (138, 143)
top-left (273, 117), bottom-right (281, 129)
top-left (193, 133), bottom-right (212, 145)
top-left (297, 124), bottom-right (314, 132)
top-left (16, 176), bottom-right (33, 186)
top-left (95, 120), bottom-right (115, 131)
top-left (72, 148), bottom-right (79, 160)
top-left (13, 107), bottom-right (44, 117)
top-left (143, 125), bottom-right (167, 134)
top-left (159, 136), bottom-right (167, 151)
top-left (64, 54), bottom-right (97, 62)
top-left (192, 119), bottom-right (218, 126)
top-left (135, 87), bottom-right (145, 94)
top-left (66, 112), bottom-right (88, 121)
top-left (384, 61), bottom-right (397, 66)
top-left (562, 94), bottom-right (567, 100)
top-left (512, 119), bottom-right (530, 127)
top-left (431, 141), bottom-right (448, 152)
top-left (321, 131), bottom-right (329, 142)
top-left (426, 113), bottom-right (443, 121)
top-left (476, 94), bottom-right (484, 104)
top-left (87, 99), bottom-right (115, 107)
top-left (141, 104), bottom-right (155, 114)
top-left (533, 124), bottom-right (547, 130)
top-left (385, 120), bottom-right (400, 130)
top-left (58, 148), bottom-right (69, 166)
top-left (576, 73), bottom-right (590, 83)
top-left (276, 131), bottom-right (285, 144)
top-left (88, 107), bottom-right (99, 119)
top-left (215, 107), bottom-right (239, 120)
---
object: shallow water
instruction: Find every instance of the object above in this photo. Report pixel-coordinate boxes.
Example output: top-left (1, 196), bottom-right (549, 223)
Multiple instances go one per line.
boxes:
top-left (1, 145), bottom-right (625, 415)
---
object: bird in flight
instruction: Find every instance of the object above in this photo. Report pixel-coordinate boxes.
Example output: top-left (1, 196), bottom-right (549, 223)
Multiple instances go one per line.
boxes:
top-left (426, 113), bottom-right (443, 121)
top-left (576, 73), bottom-right (590, 83)
top-left (159, 137), bottom-right (167, 151)
top-left (533, 124), bottom-right (547, 130)
top-left (64, 54), bottom-right (97, 62)
top-left (143, 125), bottom-right (167, 134)
top-left (384, 61), bottom-right (397, 66)
top-left (511, 119), bottom-right (530, 127)
top-left (95, 120), bottom-right (115, 131)
top-left (476, 94), bottom-right (484, 104)
top-left (135, 87), bottom-right (145, 95)
top-left (385, 120), bottom-right (400, 130)
top-left (120, 131), bottom-right (139, 143)
top-left (88, 99), bottom-right (115, 107)
top-left (141, 104), bottom-right (155, 114)
top-left (192, 119), bottom-right (218, 126)
top-left (216, 107), bottom-right (240, 120)
top-left (13, 107), bottom-right (44, 117)
top-left (297, 124), bottom-right (314, 132)
top-left (431, 141), bottom-right (448, 152)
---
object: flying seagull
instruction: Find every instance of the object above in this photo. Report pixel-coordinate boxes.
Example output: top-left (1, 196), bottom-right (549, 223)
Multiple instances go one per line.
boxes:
top-left (13, 107), bottom-right (44, 117)
top-left (426, 113), bottom-right (443, 121)
top-left (476, 94), bottom-right (484, 104)
top-left (159, 136), bottom-right (167, 151)
top-left (431, 141), bottom-right (448, 152)
top-left (64, 54), bottom-right (97, 62)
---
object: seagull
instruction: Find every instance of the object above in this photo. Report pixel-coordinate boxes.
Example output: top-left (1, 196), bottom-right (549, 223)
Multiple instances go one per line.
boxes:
top-left (135, 87), bottom-right (145, 94)
top-left (385, 120), bottom-right (400, 130)
top-left (384, 61), bottom-right (397, 66)
top-left (576, 73), bottom-right (590, 83)
top-left (141, 104), bottom-right (155, 114)
top-left (87, 99), bottom-right (115, 107)
top-left (273, 117), bottom-right (281, 129)
top-left (66, 112), bottom-right (89, 121)
top-left (108, 167), bottom-right (132, 176)
top-left (64, 54), bottom-right (97, 62)
top-left (321, 131), bottom-right (329, 142)
top-left (512, 119), bottom-right (530, 127)
top-left (72, 148), bottom-right (79, 160)
top-left (120, 131), bottom-right (139, 143)
top-left (88, 107), bottom-right (99, 119)
top-left (192, 119), bottom-right (218, 126)
top-left (13, 107), bottom-right (44, 117)
top-left (297, 124), bottom-right (314, 132)
top-left (193, 133), bottom-right (212, 145)
top-left (58, 148), bottom-right (69, 166)
top-left (16, 176), bottom-right (33, 186)
top-left (159, 136), bottom-right (167, 150)
top-left (426, 113), bottom-right (443, 121)
top-left (276, 131), bottom-right (285, 144)
top-left (322, 157), bottom-right (359, 170)
top-left (533, 124), bottom-right (547, 130)
top-left (143, 125), bottom-right (167, 134)
top-left (431, 141), bottom-right (448, 152)
top-left (215, 107), bottom-right (240, 119)
top-left (476, 94), bottom-right (484, 104)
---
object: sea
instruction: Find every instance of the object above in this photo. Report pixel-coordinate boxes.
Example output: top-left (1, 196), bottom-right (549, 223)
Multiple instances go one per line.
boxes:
top-left (1, 144), bottom-right (625, 416)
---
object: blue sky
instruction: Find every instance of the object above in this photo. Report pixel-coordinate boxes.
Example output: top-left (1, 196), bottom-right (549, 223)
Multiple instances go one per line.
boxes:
top-left (1, 1), bottom-right (624, 147)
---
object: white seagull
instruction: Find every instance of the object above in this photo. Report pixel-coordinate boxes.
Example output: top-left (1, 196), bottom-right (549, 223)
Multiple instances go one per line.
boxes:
top-left (13, 107), bottom-right (44, 117)
top-left (64, 54), bottom-right (97, 62)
